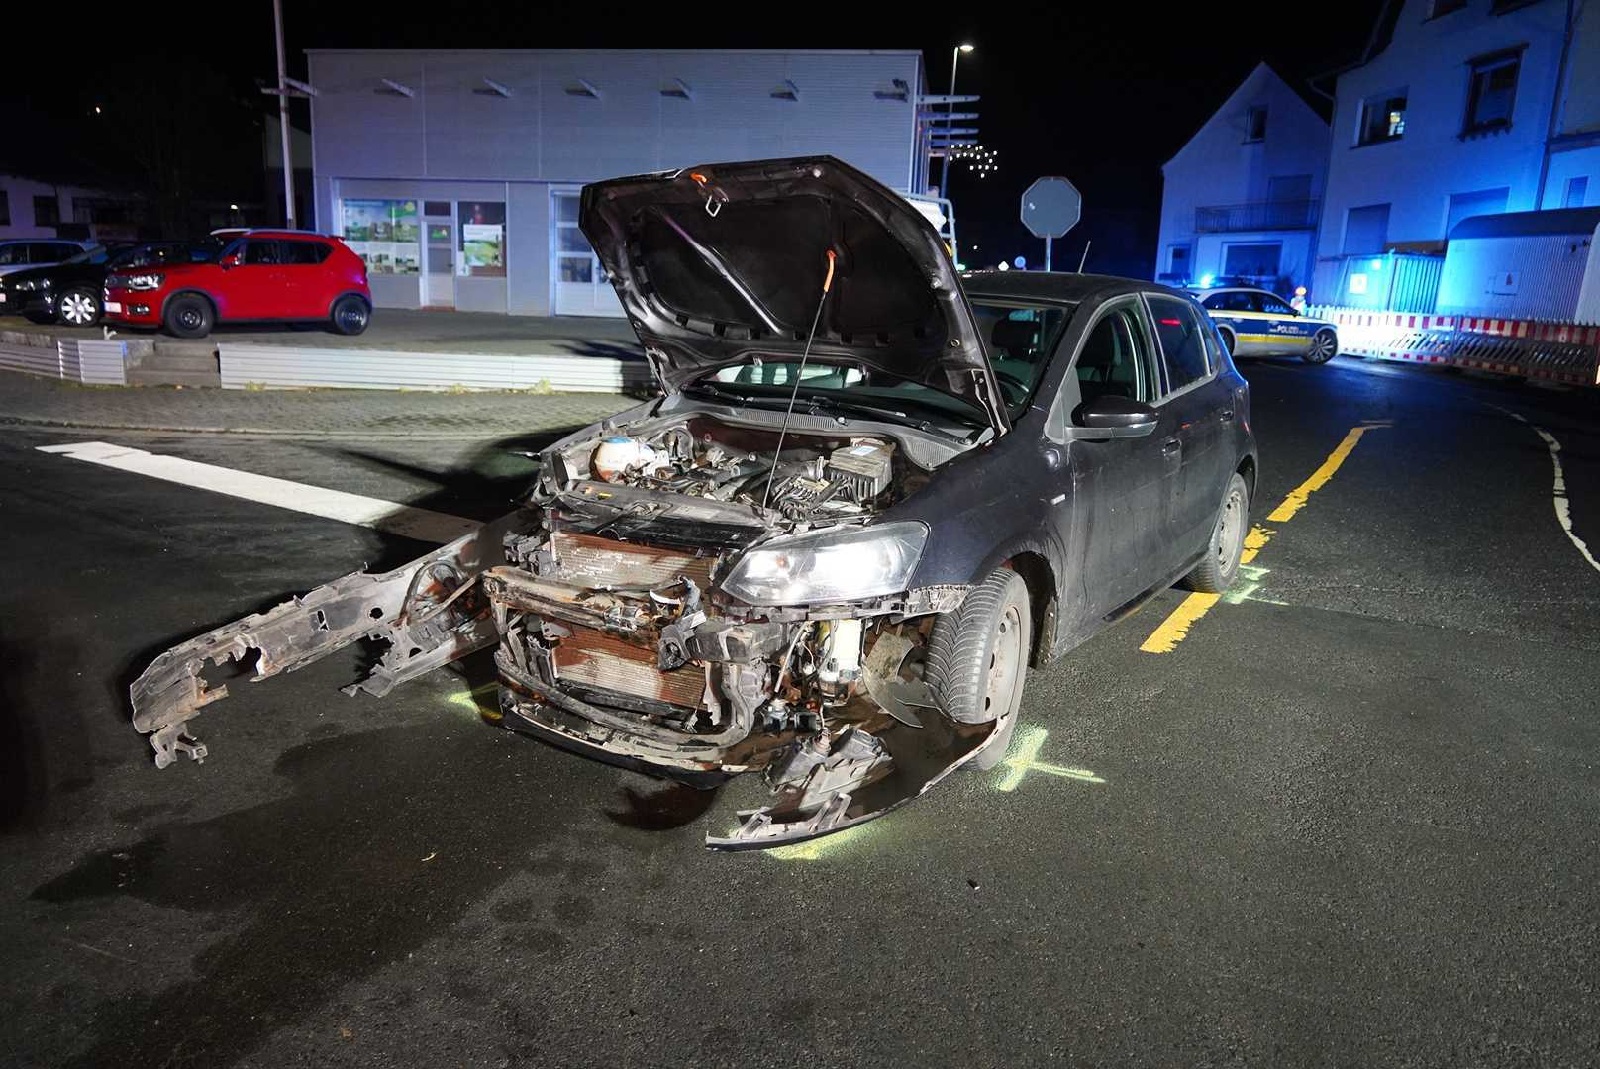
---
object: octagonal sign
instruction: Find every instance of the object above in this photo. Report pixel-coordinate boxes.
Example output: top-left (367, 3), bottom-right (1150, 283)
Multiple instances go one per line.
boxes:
top-left (1021, 177), bottom-right (1081, 240)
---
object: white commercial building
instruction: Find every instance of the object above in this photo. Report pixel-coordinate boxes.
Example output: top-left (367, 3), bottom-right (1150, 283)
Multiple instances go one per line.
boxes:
top-left (305, 49), bottom-right (933, 318)
top-left (1156, 63), bottom-right (1331, 296)
top-left (1317, 0), bottom-right (1599, 273)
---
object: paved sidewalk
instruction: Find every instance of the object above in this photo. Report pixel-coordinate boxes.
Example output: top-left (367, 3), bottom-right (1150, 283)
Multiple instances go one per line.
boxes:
top-left (0, 369), bottom-right (639, 439)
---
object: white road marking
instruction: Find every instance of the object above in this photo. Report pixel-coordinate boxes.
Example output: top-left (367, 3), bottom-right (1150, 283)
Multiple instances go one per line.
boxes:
top-left (1492, 409), bottom-right (1600, 575)
top-left (37, 440), bottom-right (480, 545)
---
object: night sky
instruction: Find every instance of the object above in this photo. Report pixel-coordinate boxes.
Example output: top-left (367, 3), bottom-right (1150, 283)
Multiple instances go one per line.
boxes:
top-left (4, 0), bottom-right (1387, 279)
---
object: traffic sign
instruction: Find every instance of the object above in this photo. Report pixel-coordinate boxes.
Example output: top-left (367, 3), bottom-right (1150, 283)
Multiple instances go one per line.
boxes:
top-left (1021, 176), bottom-right (1082, 271)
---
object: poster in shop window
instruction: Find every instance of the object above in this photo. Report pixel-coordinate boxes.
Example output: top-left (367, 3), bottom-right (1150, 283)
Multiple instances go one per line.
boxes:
top-left (457, 201), bottom-right (507, 277)
top-left (341, 199), bottom-right (420, 275)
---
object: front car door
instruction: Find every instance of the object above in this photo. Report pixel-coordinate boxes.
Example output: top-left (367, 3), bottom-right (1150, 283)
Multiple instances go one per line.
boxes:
top-left (1046, 297), bottom-right (1170, 619)
top-left (223, 239), bottom-right (288, 320)
top-left (1145, 292), bottom-right (1234, 560)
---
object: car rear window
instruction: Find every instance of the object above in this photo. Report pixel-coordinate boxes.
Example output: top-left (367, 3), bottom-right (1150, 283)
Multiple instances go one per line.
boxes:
top-left (1147, 295), bottom-right (1212, 392)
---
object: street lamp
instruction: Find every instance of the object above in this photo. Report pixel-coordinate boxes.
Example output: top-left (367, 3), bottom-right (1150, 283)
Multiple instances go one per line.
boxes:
top-left (937, 43), bottom-right (974, 200)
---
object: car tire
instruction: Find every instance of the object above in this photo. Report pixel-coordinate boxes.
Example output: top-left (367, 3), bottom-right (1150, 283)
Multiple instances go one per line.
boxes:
top-left (926, 567), bottom-right (1032, 770)
top-left (1182, 472), bottom-right (1250, 594)
top-left (329, 294), bottom-right (371, 336)
top-left (1216, 325), bottom-right (1236, 355)
top-left (55, 287), bottom-right (101, 327)
top-left (1303, 328), bottom-right (1338, 364)
top-left (164, 294), bottom-right (214, 339)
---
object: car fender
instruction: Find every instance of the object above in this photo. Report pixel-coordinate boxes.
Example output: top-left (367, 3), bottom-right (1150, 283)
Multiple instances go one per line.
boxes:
top-left (160, 288), bottom-right (217, 320)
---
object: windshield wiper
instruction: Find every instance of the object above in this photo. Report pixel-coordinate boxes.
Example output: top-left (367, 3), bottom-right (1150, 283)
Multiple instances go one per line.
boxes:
top-left (680, 382), bottom-right (765, 406)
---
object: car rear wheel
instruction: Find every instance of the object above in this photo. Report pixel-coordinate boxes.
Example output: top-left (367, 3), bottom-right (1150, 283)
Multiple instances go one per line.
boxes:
top-left (164, 294), bottom-right (214, 339)
top-left (1303, 328), bottom-right (1338, 364)
top-left (1182, 473), bottom-right (1249, 593)
top-left (330, 294), bottom-right (371, 336)
top-left (925, 567), bottom-right (1032, 771)
top-left (56, 287), bottom-right (100, 327)
top-left (1216, 325), bottom-right (1236, 355)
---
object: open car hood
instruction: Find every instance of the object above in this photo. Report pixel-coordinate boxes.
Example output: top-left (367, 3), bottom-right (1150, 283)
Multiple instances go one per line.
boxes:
top-left (580, 156), bottom-right (1009, 434)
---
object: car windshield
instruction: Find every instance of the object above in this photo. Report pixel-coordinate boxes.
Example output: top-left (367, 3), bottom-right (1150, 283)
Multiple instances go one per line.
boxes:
top-left (689, 361), bottom-right (990, 434)
top-left (969, 300), bottom-right (1073, 417)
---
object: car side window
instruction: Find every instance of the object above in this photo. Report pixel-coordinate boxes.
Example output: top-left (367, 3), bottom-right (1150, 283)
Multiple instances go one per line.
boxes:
top-left (0, 245), bottom-right (20, 266)
top-left (1074, 304), bottom-right (1158, 406)
top-left (49, 243), bottom-right (81, 261)
top-left (244, 240), bottom-right (281, 265)
top-left (1257, 293), bottom-right (1294, 316)
top-left (1206, 291), bottom-right (1253, 313)
top-left (281, 241), bottom-right (332, 265)
top-left (1147, 295), bottom-right (1213, 392)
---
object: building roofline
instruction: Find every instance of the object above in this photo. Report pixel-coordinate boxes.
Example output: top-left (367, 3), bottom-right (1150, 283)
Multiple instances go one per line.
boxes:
top-left (304, 47), bottom-right (924, 57)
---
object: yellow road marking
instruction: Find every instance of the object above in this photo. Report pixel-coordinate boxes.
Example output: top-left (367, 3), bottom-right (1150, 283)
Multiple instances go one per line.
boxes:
top-left (449, 682), bottom-right (502, 721)
top-left (1139, 592), bottom-right (1222, 653)
top-left (1266, 424), bottom-right (1383, 523)
top-left (1140, 422), bottom-right (1388, 653)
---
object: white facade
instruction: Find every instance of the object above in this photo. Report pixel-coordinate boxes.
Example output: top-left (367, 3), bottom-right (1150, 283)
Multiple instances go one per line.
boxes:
top-left (0, 175), bottom-right (139, 241)
top-left (1319, 0), bottom-right (1600, 261)
top-left (1156, 63), bottom-right (1331, 295)
top-left (305, 49), bottom-right (928, 318)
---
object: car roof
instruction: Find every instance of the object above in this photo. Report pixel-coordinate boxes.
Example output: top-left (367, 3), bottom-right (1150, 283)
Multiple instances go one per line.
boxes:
top-left (960, 270), bottom-right (1194, 306)
top-left (1189, 285), bottom-right (1278, 298)
top-left (232, 229), bottom-right (337, 241)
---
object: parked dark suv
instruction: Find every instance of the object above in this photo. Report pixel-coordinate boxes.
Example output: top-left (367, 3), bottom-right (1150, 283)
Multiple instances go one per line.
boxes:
top-left (130, 157), bottom-right (1256, 851)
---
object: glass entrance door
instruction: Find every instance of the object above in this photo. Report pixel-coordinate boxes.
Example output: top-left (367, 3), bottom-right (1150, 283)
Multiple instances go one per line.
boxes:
top-left (423, 203), bottom-right (455, 309)
top-left (552, 190), bottom-right (623, 317)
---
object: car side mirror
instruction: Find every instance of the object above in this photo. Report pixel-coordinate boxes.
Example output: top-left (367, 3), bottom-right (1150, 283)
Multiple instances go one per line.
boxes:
top-left (220, 252), bottom-right (241, 269)
top-left (1070, 395), bottom-right (1159, 439)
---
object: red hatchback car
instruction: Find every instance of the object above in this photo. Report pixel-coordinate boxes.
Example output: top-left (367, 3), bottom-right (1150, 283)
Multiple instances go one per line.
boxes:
top-left (103, 230), bottom-right (372, 339)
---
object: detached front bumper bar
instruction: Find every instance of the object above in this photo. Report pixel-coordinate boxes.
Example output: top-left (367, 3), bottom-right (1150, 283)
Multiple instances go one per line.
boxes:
top-left (129, 512), bottom-right (534, 767)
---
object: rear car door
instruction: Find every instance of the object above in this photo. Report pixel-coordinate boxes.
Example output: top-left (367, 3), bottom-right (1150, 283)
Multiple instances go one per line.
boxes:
top-left (1252, 290), bottom-right (1314, 354)
top-left (1049, 298), bottom-right (1170, 617)
top-left (278, 240), bottom-right (336, 318)
top-left (1145, 293), bottom-right (1233, 559)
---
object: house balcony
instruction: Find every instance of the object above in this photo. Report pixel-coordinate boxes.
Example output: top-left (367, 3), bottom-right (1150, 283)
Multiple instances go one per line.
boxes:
top-left (1194, 199), bottom-right (1320, 233)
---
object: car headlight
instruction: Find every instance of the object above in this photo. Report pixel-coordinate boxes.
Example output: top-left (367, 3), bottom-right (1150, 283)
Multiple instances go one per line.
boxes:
top-left (719, 522), bottom-right (928, 606)
top-left (12, 279), bottom-right (42, 291)
top-left (121, 273), bottom-right (164, 291)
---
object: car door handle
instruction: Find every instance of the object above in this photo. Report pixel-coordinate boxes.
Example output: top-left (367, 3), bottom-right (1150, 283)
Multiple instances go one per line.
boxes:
top-left (1220, 408), bottom-right (1235, 422)
top-left (1161, 437), bottom-right (1181, 456)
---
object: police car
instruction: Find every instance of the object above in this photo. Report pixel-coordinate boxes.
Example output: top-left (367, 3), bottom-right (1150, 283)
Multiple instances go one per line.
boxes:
top-left (1190, 285), bottom-right (1339, 364)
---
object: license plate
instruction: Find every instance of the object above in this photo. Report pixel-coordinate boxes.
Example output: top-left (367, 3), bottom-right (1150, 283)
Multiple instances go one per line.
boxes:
top-left (0, 292), bottom-right (7, 303)
top-left (104, 301), bottom-right (122, 314)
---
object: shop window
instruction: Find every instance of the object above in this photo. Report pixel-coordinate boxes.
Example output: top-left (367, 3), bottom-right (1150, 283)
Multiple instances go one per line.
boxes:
top-left (1357, 91), bottom-right (1407, 145)
top-left (457, 201), bottom-right (506, 277)
top-left (341, 199), bottom-right (421, 275)
top-left (1244, 106), bottom-right (1267, 143)
top-left (424, 201), bottom-right (451, 217)
top-left (33, 195), bottom-right (60, 227)
top-left (1463, 51), bottom-right (1519, 136)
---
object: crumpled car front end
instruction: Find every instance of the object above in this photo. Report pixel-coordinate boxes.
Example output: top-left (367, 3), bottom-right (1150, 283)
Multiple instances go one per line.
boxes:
top-left (483, 412), bottom-right (997, 848)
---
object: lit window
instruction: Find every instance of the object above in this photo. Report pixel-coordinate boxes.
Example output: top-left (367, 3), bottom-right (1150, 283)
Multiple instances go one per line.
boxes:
top-left (1358, 91), bottom-right (1407, 145)
top-left (1245, 106), bottom-right (1267, 143)
top-left (1463, 52), bottom-right (1519, 136)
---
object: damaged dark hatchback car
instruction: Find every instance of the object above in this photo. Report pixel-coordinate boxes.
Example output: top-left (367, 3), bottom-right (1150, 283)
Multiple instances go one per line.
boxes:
top-left (130, 156), bottom-right (1257, 849)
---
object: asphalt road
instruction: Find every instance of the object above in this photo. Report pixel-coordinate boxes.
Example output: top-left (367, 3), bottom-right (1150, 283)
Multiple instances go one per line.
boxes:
top-left (3, 358), bottom-right (1599, 1067)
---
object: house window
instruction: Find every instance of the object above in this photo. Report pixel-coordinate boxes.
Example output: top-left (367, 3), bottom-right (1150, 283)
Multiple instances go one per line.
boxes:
top-left (1429, 0), bottom-right (1466, 16)
top-left (1168, 244), bottom-right (1191, 281)
top-left (1344, 203), bottom-right (1391, 254)
top-left (1564, 176), bottom-right (1588, 208)
top-left (1245, 106), bottom-right (1267, 143)
top-left (0, 191), bottom-right (8, 226)
top-left (33, 195), bottom-right (60, 227)
top-left (1463, 52), bottom-right (1520, 135)
top-left (1358, 91), bottom-right (1407, 145)
top-left (1446, 188), bottom-right (1509, 236)
top-left (1223, 242), bottom-right (1282, 282)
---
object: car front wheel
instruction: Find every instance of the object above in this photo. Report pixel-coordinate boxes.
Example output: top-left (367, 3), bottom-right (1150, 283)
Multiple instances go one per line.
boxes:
top-left (164, 294), bottom-right (214, 339)
top-left (1182, 472), bottom-right (1249, 593)
top-left (56, 287), bottom-right (100, 327)
top-left (330, 294), bottom-right (371, 336)
top-left (925, 567), bottom-right (1032, 771)
top-left (1303, 328), bottom-right (1338, 364)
